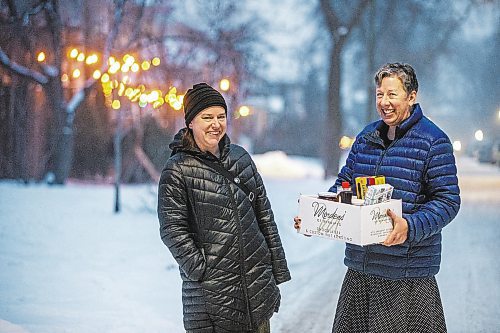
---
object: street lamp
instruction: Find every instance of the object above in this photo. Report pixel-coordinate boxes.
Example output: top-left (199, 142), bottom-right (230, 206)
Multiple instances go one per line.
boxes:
top-left (475, 129), bottom-right (484, 142)
top-left (452, 140), bottom-right (462, 152)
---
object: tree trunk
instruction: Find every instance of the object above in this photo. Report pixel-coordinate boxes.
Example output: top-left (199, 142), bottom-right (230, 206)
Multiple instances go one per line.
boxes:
top-left (324, 47), bottom-right (342, 179)
top-left (48, 7), bottom-right (73, 184)
top-left (319, 0), bottom-right (370, 179)
top-left (365, 0), bottom-right (376, 124)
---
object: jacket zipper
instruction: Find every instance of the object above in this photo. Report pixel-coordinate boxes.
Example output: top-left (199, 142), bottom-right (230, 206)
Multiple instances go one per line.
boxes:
top-left (364, 132), bottom-right (398, 270)
top-left (226, 177), bottom-right (253, 330)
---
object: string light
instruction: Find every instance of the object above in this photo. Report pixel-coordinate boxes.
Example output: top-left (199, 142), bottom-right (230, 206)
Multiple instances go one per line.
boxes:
top-left (152, 57), bottom-right (161, 66)
top-left (339, 136), bottom-right (354, 150)
top-left (120, 64), bottom-right (130, 73)
top-left (112, 100), bottom-right (121, 109)
top-left (109, 62), bottom-right (120, 74)
top-left (85, 54), bottom-right (98, 65)
top-left (72, 69), bottom-right (81, 79)
top-left (123, 54), bottom-right (135, 66)
top-left (63, 48), bottom-right (191, 112)
top-left (220, 79), bottom-right (230, 91)
top-left (100, 73), bottom-right (110, 83)
top-left (37, 52), bottom-right (46, 62)
top-left (92, 70), bottom-right (101, 80)
top-left (238, 105), bottom-right (250, 117)
top-left (141, 61), bottom-right (150, 70)
top-left (118, 82), bottom-right (125, 96)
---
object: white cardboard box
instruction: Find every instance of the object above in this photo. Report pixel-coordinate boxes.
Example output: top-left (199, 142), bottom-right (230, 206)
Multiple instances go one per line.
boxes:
top-left (298, 195), bottom-right (402, 246)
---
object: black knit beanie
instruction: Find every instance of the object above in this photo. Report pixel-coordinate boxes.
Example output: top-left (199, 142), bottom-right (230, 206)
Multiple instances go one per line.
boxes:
top-left (183, 83), bottom-right (227, 126)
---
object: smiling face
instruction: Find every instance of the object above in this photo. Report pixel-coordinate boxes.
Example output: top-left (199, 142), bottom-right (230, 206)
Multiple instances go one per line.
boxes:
top-left (189, 106), bottom-right (227, 156)
top-left (376, 75), bottom-right (416, 127)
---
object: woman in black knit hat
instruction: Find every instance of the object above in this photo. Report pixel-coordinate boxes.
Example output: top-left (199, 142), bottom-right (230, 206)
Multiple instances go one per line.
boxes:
top-left (157, 83), bottom-right (291, 333)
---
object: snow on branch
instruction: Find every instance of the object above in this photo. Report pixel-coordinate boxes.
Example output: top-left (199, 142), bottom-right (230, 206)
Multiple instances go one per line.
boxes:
top-left (0, 47), bottom-right (48, 84)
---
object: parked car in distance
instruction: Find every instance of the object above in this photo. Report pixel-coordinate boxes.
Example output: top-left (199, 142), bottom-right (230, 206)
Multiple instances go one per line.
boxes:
top-left (476, 141), bottom-right (492, 163)
top-left (491, 139), bottom-right (500, 167)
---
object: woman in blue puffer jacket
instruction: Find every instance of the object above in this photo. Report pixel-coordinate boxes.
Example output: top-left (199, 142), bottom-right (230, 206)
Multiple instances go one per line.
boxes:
top-left (295, 63), bottom-right (460, 333)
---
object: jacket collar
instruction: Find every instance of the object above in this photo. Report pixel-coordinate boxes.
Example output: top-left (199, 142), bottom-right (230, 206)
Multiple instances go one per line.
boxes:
top-left (396, 103), bottom-right (423, 137)
top-left (366, 103), bottom-right (423, 143)
top-left (169, 127), bottom-right (231, 160)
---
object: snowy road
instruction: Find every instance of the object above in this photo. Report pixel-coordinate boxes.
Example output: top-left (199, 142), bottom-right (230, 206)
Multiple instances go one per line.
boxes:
top-left (270, 198), bottom-right (500, 333)
top-left (0, 156), bottom-right (499, 333)
top-left (269, 156), bottom-right (500, 333)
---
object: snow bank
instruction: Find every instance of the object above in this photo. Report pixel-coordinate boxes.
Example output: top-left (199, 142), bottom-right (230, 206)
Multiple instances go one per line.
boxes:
top-left (252, 151), bottom-right (324, 179)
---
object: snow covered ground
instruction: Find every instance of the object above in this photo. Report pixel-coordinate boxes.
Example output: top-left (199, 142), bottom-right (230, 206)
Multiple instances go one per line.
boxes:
top-left (1, 153), bottom-right (499, 333)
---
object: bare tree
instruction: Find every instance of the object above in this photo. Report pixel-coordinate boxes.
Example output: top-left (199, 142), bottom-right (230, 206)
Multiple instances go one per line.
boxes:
top-left (319, 0), bottom-right (370, 179)
top-left (0, 0), bottom-right (274, 184)
top-left (317, 0), bottom-right (481, 179)
top-left (0, 0), bottom-right (128, 183)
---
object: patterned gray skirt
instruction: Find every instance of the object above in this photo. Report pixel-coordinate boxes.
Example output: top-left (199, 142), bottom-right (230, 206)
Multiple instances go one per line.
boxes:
top-left (332, 269), bottom-right (447, 333)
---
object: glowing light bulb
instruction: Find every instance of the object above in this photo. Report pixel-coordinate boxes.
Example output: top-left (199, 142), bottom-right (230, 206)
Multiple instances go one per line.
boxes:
top-left (72, 69), bottom-right (81, 78)
top-left (220, 79), bottom-right (230, 91)
top-left (92, 70), bottom-right (101, 79)
top-left (37, 52), bottom-right (46, 62)
top-left (474, 130), bottom-right (484, 141)
top-left (100, 73), bottom-right (110, 83)
top-left (339, 136), bottom-right (354, 150)
top-left (112, 100), bottom-right (121, 109)
top-left (238, 105), bottom-right (250, 117)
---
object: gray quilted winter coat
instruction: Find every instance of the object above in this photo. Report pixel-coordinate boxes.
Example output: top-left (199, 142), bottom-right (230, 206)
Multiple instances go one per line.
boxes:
top-left (158, 128), bottom-right (291, 332)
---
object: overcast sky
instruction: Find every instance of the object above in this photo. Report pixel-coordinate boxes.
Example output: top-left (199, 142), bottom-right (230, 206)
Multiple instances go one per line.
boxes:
top-left (249, 0), bottom-right (319, 82)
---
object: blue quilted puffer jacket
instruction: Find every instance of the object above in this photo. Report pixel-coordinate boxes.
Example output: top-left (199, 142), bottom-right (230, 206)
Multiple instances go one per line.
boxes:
top-left (330, 104), bottom-right (460, 279)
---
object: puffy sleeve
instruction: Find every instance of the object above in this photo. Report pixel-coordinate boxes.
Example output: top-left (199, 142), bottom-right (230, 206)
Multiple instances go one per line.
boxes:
top-left (157, 159), bottom-right (206, 281)
top-left (405, 138), bottom-right (461, 244)
top-left (251, 159), bottom-right (291, 285)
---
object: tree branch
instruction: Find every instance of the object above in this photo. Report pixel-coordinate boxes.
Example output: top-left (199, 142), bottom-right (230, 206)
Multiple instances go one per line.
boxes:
top-left (102, 0), bottom-right (127, 64)
top-left (21, 0), bottom-right (49, 26)
top-left (346, 0), bottom-right (371, 32)
top-left (6, 0), bottom-right (19, 18)
top-left (124, 0), bottom-right (147, 49)
top-left (425, 0), bottom-right (475, 58)
top-left (320, 0), bottom-right (370, 44)
top-left (320, 0), bottom-right (340, 33)
top-left (0, 47), bottom-right (48, 84)
top-left (65, 0), bottom-right (128, 115)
